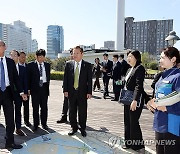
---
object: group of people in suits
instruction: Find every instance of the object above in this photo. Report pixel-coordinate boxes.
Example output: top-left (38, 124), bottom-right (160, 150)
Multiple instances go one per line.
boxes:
top-left (0, 40), bottom-right (50, 149)
top-left (93, 53), bottom-right (129, 100)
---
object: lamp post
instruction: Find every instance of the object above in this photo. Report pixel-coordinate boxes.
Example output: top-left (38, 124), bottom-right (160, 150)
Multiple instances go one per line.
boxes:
top-left (165, 31), bottom-right (180, 47)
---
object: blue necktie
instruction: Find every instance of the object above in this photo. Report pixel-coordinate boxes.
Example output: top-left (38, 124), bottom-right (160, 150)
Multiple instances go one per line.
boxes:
top-left (0, 58), bottom-right (6, 91)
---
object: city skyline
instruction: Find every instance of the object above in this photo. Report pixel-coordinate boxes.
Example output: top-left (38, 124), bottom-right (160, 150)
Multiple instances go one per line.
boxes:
top-left (0, 0), bottom-right (180, 51)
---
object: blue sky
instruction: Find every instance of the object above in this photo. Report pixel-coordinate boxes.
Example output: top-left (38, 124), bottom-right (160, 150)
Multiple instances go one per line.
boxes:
top-left (0, 0), bottom-right (180, 50)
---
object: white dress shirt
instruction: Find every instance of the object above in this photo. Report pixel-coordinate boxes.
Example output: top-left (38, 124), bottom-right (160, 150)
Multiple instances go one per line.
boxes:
top-left (0, 56), bottom-right (10, 87)
top-left (37, 61), bottom-right (47, 83)
top-left (16, 63), bottom-right (19, 75)
top-left (124, 67), bottom-right (133, 90)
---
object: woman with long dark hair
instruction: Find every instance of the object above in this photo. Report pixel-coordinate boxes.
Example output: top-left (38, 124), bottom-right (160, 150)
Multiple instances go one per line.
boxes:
top-left (122, 50), bottom-right (145, 153)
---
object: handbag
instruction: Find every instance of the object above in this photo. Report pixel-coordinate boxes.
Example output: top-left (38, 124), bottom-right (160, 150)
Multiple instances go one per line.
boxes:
top-left (119, 89), bottom-right (141, 107)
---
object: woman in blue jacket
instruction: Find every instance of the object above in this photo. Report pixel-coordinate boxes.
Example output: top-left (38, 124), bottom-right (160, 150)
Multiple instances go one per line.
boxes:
top-left (148, 47), bottom-right (180, 154)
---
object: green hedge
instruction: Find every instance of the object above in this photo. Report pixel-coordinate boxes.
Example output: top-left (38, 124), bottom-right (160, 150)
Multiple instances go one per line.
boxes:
top-left (50, 71), bottom-right (64, 80)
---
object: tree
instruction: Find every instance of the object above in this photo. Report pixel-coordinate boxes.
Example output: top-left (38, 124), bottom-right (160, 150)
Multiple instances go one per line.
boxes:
top-left (26, 53), bottom-right (36, 63)
top-left (45, 57), bottom-right (53, 69)
top-left (141, 52), bottom-right (151, 69)
top-left (53, 57), bottom-right (70, 71)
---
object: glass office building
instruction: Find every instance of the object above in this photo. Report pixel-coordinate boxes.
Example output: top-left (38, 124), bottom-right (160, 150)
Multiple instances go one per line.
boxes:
top-left (47, 25), bottom-right (64, 59)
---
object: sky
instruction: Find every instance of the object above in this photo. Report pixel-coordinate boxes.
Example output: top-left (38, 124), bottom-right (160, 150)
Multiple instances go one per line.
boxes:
top-left (0, 0), bottom-right (180, 50)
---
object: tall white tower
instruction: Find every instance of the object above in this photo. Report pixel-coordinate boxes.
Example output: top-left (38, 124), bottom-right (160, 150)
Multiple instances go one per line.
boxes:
top-left (116, 0), bottom-right (125, 51)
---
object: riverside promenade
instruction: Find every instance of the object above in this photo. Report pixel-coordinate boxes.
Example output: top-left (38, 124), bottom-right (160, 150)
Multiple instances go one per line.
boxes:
top-left (0, 79), bottom-right (156, 154)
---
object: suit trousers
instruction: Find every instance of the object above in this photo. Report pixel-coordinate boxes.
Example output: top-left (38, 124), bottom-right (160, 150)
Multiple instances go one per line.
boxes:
top-left (93, 76), bottom-right (100, 90)
top-left (69, 90), bottom-right (87, 131)
top-left (14, 91), bottom-right (23, 129)
top-left (0, 87), bottom-right (15, 145)
top-left (113, 80), bottom-right (121, 100)
top-left (61, 96), bottom-right (69, 117)
top-left (124, 102), bottom-right (145, 150)
top-left (155, 132), bottom-right (180, 154)
top-left (22, 96), bottom-right (30, 123)
top-left (31, 85), bottom-right (48, 127)
top-left (103, 75), bottom-right (110, 96)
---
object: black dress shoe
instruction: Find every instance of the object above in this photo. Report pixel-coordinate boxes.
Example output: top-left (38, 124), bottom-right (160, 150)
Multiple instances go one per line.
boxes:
top-left (80, 130), bottom-right (87, 137)
top-left (25, 121), bottom-right (32, 127)
top-left (111, 99), bottom-right (118, 101)
top-left (16, 129), bottom-right (25, 136)
top-left (32, 126), bottom-right (38, 131)
top-left (68, 129), bottom-right (77, 136)
top-left (57, 118), bottom-right (67, 123)
top-left (5, 143), bottom-right (23, 149)
top-left (42, 125), bottom-right (49, 130)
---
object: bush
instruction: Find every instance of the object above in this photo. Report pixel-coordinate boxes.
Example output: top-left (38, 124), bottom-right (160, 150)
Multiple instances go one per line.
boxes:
top-left (53, 57), bottom-right (70, 71)
top-left (148, 61), bottom-right (158, 70)
top-left (50, 71), bottom-right (64, 80)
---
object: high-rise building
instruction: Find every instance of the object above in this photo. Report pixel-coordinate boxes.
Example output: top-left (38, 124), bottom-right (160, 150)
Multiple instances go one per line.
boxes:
top-left (0, 23), bottom-right (3, 40)
top-left (47, 25), bottom-right (64, 59)
top-left (31, 39), bottom-right (38, 52)
top-left (1, 20), bottom-right (32, 54)
top-left (124, 17), bottom-right (173, 55)
top-left (104, 41), bottom-right (115, 50)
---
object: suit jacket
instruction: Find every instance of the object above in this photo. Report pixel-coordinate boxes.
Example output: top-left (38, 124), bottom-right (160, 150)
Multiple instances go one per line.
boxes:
top-left (125, 64), bottom-right (145, 101)
top-left (121, 59), bottom-right (130, 77)
top-left (18, 64), bottom-right (28, 94)
top-left (101, 60), bottom-right (113, 77)
top-left (63, 60), bottom-right (92, 99)
top-left (5, 57), bottom-right (23, 96)
top-left (92, 63), bottom-right (101, 77)
top-left (27, 61), bottom-right (50, 96)
top-left (112, 61), bottom-right (122, 81)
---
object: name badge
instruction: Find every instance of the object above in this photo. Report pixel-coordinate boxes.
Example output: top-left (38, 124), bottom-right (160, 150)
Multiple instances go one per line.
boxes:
top-left (162, 80), bottom-right (169, 84)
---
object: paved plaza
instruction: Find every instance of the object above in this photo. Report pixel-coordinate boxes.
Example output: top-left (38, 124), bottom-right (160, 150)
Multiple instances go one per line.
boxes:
top-left (0, 79), bottom-right (156, 154)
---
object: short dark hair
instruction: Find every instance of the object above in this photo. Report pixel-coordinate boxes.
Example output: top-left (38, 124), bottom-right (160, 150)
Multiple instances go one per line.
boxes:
top-left (162, 47), bottom-right (180, 64)
top-left (119, 54), bottom-right (124, 59)
top-left (128, 50), bottom-right (142, 64)
top-left (73, 46), bottom-right (83, 53)
top-left (36, 49), bottom-right (46, 57)
top-left (95, 57), bottom-right (100, 62)
top-left (113, 54), bottom-right (119, 59)
top-left (0, 40), bottom-right (5, 46)
top-left (11, 50), bottom-right (20, 57)
top-left (19, 51), bottom-right (26, 56)
top-left (103, 53), bottom-right (108, 57)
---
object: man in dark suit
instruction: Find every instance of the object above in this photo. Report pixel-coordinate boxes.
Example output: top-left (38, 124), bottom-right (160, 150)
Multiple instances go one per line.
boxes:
top-left (0, 40), bottom-right (27, 149)
top-left (10, 50), bottom-right (28, 136)
top-left (27, 49), bottom-right (50, 131)
top-left (19, 51), bottom-right (31, 127)
top-left (119, 54), bottom-right (130, 77)
top-left (101, 53), bottom-right (113, 99)
top-left (63, 46), bottom-right (92, 137)
top-left (111, 55), bottom-right (122, 101)
top-left (57, 48), bottom-right (73, 124)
